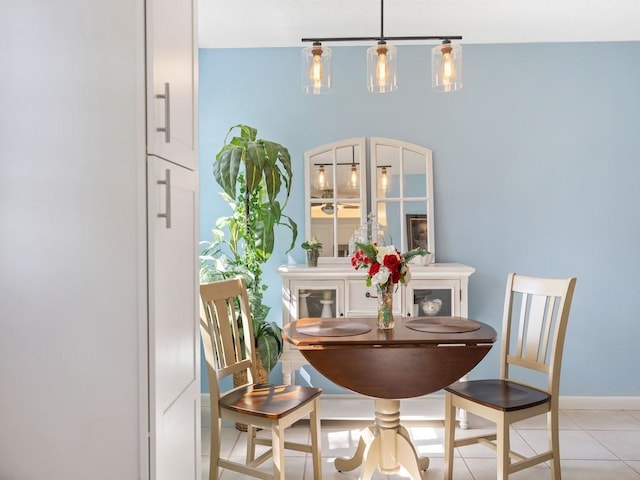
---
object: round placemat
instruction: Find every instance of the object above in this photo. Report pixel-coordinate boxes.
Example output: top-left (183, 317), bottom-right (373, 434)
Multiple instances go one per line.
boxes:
top-left (297, 320), bottom-right (372, 337)
top-left (405, 317), bottom-right (481, 333)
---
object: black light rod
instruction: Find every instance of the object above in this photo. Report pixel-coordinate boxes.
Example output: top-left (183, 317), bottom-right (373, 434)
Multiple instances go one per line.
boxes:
top-left (302, 36), bottom-right (462, 43)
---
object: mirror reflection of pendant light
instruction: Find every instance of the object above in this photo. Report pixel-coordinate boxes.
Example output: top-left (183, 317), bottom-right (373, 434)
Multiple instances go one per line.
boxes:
top-left (346, 146), bottom-right (359, 190)
top-left (301, 0), bottom-right (462, 94)
top-left (347, 164), bottom-right (359, 190)
top-left (302, 42), bottom-right (332, 94)
top-left (432, 39), bottom-right (462, 92)
top-left (380, 166), bottom-right (389, 191)
top-left (314, 165), bottom-right (328, 190)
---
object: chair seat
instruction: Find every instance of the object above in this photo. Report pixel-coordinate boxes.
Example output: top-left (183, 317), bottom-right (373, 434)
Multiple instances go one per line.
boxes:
top-left (221, 383), bottom-right (323, 419)
top-left (445, 379), bottom-right (550, 412)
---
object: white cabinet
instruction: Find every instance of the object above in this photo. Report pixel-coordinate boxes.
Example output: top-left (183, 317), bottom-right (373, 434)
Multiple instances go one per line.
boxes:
top-left (146, 0), bottom-right (199, 477)
top-left (147, 157), bottom-right (200, 480)
top-left (146, 0), bottom-right (198, 170)
top-left (277, 263), bottom-right (474, 385)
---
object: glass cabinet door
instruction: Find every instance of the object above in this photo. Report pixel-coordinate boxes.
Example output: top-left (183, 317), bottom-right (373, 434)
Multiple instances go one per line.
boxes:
top-left (404, 280), bottom-right (459, 317)
top-left (290, 280), bottom-right (344, 319)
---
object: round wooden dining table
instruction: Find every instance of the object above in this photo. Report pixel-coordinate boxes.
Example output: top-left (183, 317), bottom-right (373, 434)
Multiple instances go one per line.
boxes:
top-left (283, 315), bottom-right (497, 480)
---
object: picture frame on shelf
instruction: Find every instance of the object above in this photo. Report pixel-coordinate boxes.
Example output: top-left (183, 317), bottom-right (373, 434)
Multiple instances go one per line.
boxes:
top-left (406, 214), bottom-right (428, 252)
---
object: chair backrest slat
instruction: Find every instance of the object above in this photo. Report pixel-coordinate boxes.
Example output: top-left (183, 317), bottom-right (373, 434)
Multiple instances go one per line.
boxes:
top-left (199, 277), bottom-right (258, 400)
top-left (501, 273), bottom-right (577, 395)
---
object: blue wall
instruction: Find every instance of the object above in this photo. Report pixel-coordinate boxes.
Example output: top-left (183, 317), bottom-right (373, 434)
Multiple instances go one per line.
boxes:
top-left (199, 42), bottom-right (640, 396)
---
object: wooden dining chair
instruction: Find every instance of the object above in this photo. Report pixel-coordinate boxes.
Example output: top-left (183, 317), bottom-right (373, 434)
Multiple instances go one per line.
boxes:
top-left (200, 277), bottom-right (323, 480)
top-left (444, 273), bottom-right (577, 480)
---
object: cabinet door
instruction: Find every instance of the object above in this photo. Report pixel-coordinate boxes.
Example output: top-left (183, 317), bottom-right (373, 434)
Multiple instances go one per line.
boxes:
top-left (290, 280), bottom-right (344, 319)
top-left (404, 280), bottom-right (461, 318)
top-left (146, 0), bottom-right (198, 170)
top-left (148, 156), bottom-right (200, 480)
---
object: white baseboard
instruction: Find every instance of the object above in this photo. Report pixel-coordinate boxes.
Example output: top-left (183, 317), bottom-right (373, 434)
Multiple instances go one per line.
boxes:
top-left (559, 396), bottom-right (640, 410)
top-left (201, 393), bottom-right (640, 425)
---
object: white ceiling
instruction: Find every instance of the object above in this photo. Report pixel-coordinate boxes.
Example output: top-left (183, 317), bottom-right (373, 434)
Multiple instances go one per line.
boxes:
top-left (199, 0), bottom-right (640, 48)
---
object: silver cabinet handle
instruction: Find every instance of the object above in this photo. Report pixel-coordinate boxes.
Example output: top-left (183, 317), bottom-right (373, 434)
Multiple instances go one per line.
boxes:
top-left (157, 169), bottom-right (171, 228)
top-left (365, 291), bottom-right (378, 299)
top-left (155, 82), bottom-right (170, 143)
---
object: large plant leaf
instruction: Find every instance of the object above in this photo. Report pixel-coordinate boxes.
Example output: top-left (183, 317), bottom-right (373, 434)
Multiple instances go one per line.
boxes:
top-left (276, 146), bottom-right (293, 200)
top-left (255, 320), bottom-right (283, 373)
top-left (254, 204), bottom-right (278, 256)
top-left (280, 214), bottom-right (298, 253)
top-left (214, 145), bottom-right (242, 199)
top-left (244, 141), bottom-right (264, 194)
top-left (262, 160), bottom-right (283, 206)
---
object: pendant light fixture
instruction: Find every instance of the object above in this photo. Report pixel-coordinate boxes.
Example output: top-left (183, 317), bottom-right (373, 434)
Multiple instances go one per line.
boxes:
top-left (302, 42), bottom-right (332, 94)
top-left (432, 39), bottom-right (462, 92)
top-left (302, 0), bottom-right (462, 94)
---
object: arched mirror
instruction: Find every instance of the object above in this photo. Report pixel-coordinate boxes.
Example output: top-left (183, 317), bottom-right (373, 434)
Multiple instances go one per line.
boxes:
top-left (304, 137), bottom-right (434, 263)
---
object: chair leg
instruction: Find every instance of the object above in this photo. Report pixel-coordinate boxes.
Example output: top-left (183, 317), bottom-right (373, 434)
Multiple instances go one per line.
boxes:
top-left (272, 423), bottom-right (286, 480)
top-left (309, 399), bottom-right (323, 479)
top-left (444, 392), bottom-right (456, 480)
top-left (549, 410), bottom-right (562, 480)
top-left (496, 418), bottom-right (510, 480)
top-left (209, 418), bottom-right (221, 480)
top-left (246, 424), bottom-right (257, 464)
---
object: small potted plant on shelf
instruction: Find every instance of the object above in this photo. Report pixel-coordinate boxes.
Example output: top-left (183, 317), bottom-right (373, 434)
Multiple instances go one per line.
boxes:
top-left (301, 236), bottom-right (323, 267)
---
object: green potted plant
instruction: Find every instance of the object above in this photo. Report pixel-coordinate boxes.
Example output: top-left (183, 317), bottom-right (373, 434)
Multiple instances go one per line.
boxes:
top-left (205, 124), bottom-right (298, 376)
top-left (301, 236), bottom-right (323, 267)
top-left (199, 230), bottom-right (282, 376)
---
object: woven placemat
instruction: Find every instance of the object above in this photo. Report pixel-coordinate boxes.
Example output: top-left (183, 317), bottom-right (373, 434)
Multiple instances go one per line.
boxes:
top-left (297, 320), bottom-right (372, 337)
top-left (405, 317), bottom-right (481, 333)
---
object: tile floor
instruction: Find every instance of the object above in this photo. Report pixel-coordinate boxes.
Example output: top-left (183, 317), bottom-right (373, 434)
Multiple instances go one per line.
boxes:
top-left (201, 407), bottom-right (640, 479)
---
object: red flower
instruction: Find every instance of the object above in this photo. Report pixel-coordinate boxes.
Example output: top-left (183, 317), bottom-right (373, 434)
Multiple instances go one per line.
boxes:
top-left (383, 253), bottom-right (400, 271)
top-left (390, 270), bottom-right (401, 284)
top-left (368, 261), bottom-right (381, 277)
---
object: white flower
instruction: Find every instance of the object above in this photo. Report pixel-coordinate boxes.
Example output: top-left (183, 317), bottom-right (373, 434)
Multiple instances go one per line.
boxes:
top-left (376, 245), bottom-right (398, 264)
top-left (371, 266), bottom-right (391, 286)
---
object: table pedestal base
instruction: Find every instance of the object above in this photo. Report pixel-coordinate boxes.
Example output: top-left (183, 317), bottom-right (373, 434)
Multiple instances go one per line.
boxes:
top-left (334, 399), bottom-right (429, 480)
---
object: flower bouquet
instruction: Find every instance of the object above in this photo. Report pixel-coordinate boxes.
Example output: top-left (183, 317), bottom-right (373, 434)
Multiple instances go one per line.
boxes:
top-left (351, 242), bottom-right (428, 329)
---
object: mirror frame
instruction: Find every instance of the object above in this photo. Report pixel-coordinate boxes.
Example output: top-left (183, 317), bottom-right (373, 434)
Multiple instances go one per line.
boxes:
top-left (304, 137), bottom-right (435, 264)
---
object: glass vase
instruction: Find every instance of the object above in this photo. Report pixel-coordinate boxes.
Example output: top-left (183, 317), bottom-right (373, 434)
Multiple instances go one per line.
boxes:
top-left (376, 282), bottom-right (395, 330)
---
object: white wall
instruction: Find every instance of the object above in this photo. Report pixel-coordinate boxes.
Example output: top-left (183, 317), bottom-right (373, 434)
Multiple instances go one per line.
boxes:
top-left (0, 2), bottom-right (146, 478)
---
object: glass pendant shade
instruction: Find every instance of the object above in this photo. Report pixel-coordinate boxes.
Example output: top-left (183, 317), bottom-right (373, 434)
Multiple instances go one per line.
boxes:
top-left (314, 165), bottom-right (329, 190)
top-left (302, 43), bottom-right (332, 94)
top-left (367, 42), bottom-right (397, 93)
top-left (380, 167), bottom-right (389, 191)
top-left (346, 164), bottom-right (359, 190)
top-left (432, 42), bottom-right (462, 92)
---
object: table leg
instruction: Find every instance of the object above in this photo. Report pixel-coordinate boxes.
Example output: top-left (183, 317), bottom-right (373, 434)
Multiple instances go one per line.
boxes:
top-left (334, 399), bottom-right (429, 480)
top-left (335, 434), bottom-right (367, 472)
